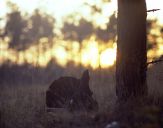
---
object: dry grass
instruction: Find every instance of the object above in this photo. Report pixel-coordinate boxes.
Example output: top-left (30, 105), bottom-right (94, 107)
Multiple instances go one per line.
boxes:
top-left (0, 64), bottom-right (163, 128)
top-left (0, 68), bottom-right (116, 128)
top-left (0, 86), bottom-right (46, 128)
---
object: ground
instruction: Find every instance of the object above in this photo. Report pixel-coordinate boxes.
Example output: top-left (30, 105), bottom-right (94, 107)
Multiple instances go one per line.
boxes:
top-left (0, 65), bottom-right (163, 128)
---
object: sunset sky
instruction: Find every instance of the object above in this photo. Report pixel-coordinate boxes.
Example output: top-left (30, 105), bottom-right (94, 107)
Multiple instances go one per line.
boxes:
top-left (0, 0), bottom-right (163, 24)
top-left (0, 0), bottom-right (163, 69)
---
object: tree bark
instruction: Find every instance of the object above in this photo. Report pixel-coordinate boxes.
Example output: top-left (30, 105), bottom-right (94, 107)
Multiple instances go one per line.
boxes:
top-left (116, 0), bottom-right (147, 101)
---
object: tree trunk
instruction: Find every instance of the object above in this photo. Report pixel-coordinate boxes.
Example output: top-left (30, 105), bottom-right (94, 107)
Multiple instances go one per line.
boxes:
top-left (116, 0), bottom-right (147, 101)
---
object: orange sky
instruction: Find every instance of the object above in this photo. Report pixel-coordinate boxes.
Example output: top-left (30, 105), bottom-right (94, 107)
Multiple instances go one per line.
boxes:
top-left (0, 0), bottom-right (163, 69)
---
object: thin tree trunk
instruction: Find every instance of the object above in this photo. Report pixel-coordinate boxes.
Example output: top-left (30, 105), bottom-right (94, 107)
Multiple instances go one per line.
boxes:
top-left (116, 0), bottom-right (147, 101)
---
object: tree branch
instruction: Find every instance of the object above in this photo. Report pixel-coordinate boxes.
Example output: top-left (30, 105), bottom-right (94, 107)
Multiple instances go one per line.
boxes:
top-left (147, 9), bottom-right (160, 12)
top-left (147, 58), bottom-right (163, 66)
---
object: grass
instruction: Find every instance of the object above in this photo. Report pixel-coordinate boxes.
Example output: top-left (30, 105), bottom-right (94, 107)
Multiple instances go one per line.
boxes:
top-left (0, 65), bottom-right (163, 128)
top-left (0, 86), bottom-right (46, 128)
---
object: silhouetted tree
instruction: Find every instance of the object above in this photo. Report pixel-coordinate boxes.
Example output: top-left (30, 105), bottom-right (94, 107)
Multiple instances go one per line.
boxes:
top-left (3, 8), bottom-right (55, 50)
top-left (96, 13), bottom-right (117, 42)
top-left (29, 10), bottom-right (54, 41)
top-left (84, 2), bottom-right (102, 13)
top-left (5, 10), bottom-right (27, 49)
top-left (62, 10), bottom-right (118, 43)
top-left (116, 0), bottom-right (147, 101)
top-left (62, 18), bottom-right (94, 42)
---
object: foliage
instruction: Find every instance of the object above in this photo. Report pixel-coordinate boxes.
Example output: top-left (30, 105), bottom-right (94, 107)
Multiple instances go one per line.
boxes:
top-left (28, 10), bottom-right (55, 41)
top-left (96, 13), bottom-right (117, 42)
top-left (3, 8), bottom-right (55, 50)
top-left (62, 18), bottom-right (94, 42)
top-left (5, 10), bottom-right (27, 49)
top-left (61, 13), bottom-right (117, 42)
